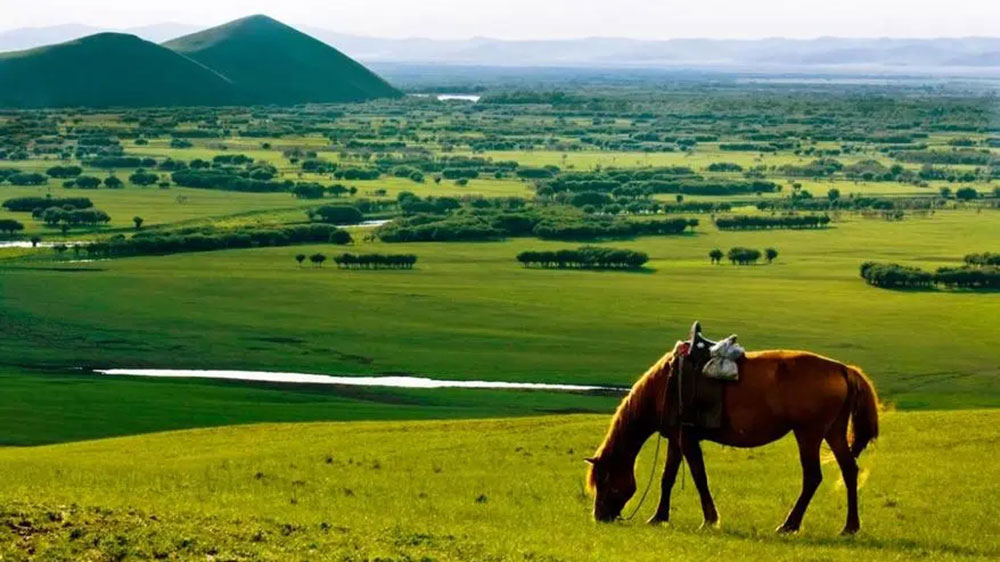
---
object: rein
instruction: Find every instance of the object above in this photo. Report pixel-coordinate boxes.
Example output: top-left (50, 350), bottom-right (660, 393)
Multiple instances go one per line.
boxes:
top-left (620, 351), bottom-right (685, 521)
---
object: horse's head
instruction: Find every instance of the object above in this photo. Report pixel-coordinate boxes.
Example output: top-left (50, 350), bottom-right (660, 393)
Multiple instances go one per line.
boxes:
top-left (585, 454), bottom-right (636, 522)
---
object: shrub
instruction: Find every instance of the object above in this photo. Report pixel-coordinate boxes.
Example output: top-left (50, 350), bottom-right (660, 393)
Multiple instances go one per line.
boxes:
top-left (727, 247), bottom-right (762, 265)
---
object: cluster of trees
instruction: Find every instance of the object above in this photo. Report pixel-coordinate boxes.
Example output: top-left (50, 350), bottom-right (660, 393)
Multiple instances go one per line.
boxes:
top-left (715, 215), bottom-right (831, 230)
top-left (860, 261), bottom-right (1000, 289)
top-left (965, 252), bottom-right (1000, 266)
top-left (710, 247), bottom-right (778, 265)
top-left (65, 175), bottom-right (123, 189)
top-left (84, 156), bottom-right (158, 168)
top-left (376, 209), bottom-right (699, 243)
top-left (0, 219), bottom-right (25, 234)
top-left (307, 205), bottom-right (364, 225)
top-left (171, 169), bottom-right (291, 193)
top-left (46, 165), bottom-right (83, 178)
top-left (82, 224), bottom-right (352, 259)
top-left (0, 171), bottom-right (47, 185)
top-left (543, 169), bottom-right (777, 197)
top-left (330, 253), bottom-right (418, 269)
top-left (2, 196), bottom-right (92, 212)
top-left (39, 207), bottom-right (111, 228)
top-left (516, 246), bottom-right (649, 270)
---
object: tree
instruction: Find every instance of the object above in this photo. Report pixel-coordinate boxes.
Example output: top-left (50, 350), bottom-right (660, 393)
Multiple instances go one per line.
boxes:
top-left (129, 169), bottom-right (159, 186)
top-left (955, 187), bottom-right (978, 201)
top-left (709, 248), bottom-right (724, 264)
top-left (104, 176), bottom-right (124, 189)
top-left (0, 219), bottom-right (25, 235)
top-left (939, 187), bottom-right (952, 199)
top-left (133, 216), bottom-right (144, 230)
top-left (309, 253), bottom-right (327, 267)
top-left (30, 236), bottom-right (41, 248)
top-left (75, 176), bottom-right (101, 189)
top-left (827, 188), bottom-right (840, 201)
top-left (765, 248), bottom-right (779, 263)
top-left (295, 254), bottom-right (306, 266)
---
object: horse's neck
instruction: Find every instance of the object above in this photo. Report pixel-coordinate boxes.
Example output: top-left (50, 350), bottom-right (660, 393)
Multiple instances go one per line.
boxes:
top-left (606, 377), bottom-right (662, 464)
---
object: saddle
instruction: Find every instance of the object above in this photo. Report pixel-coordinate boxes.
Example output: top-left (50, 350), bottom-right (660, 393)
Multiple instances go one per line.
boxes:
top-left (666, 321), bottom-right (744, 429)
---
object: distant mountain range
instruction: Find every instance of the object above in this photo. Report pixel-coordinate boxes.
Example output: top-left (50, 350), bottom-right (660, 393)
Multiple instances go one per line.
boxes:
top-left (0, 15), bottom-right (401, 108)
top-left (2, 22), bottom-right (1000, 71)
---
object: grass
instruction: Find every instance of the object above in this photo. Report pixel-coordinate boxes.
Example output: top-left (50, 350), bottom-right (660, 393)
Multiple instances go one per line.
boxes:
top-left (0, 409), bottom-right (997, 561)
top-left (0, 369), bottom-right (618, 446)
top-left (2, 210), bottom-right (998, 409)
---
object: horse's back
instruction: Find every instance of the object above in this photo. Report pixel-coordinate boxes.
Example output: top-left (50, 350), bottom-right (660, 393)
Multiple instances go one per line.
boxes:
top-left (717, 350), bottom-right (851, 446)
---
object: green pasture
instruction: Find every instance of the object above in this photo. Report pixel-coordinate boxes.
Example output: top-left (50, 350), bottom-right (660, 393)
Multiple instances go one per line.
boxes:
top-left (3, 209), bottom-right (997, 409)
top-left (0, 410), bottom-right (996, 561)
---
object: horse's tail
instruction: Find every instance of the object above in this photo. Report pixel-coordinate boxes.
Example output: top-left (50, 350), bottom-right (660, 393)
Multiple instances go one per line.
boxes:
top-left (845, 365), bottom-right (880, 458)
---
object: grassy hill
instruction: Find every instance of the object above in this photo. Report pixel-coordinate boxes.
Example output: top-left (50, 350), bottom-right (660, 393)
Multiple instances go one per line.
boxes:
top-left (0, 411), bottom-right (997, 561)
top-left (0, 33), bottom-right (237, 108)
top-left (164, 15), bottom-right (402, 104)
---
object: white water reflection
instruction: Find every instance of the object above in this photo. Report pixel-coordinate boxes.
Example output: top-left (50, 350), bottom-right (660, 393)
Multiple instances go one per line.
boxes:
top-left (0, 241), bottom-right (82, 248)
top-left (96, 368), bottom-right (620, 392)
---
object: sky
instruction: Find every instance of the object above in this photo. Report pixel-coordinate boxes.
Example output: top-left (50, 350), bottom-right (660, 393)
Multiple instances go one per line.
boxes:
top-left (1, 0), bottom-right (999, 40)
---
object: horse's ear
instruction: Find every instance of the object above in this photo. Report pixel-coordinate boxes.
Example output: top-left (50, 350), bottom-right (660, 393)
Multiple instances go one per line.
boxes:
top-left (584, 456), bottom-right (599, 465)
top-left (690, 321), bottom-right (702, 337)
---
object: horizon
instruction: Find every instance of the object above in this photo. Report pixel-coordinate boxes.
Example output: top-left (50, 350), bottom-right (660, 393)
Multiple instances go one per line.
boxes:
top-left (2, 0), bottom-right (999, 41)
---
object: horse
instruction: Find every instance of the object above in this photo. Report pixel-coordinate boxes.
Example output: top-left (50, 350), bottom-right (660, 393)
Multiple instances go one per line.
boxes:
top-left (585, 336), bottom-right (879, 535)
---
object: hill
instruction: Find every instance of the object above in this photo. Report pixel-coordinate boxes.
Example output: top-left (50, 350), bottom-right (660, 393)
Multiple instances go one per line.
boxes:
top-left (164, 15), bottom-right (402, 104)
top-left (0, 411), bottom-right (997, 560)
top-left (0, 33), bottom-right (237, 108)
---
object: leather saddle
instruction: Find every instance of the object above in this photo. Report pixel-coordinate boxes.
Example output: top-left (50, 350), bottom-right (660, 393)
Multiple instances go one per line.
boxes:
top-left (666, 321), bottom-right (732, 429)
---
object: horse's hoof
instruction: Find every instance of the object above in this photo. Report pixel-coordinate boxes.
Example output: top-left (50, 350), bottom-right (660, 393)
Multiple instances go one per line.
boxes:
top-left (840, 526), bottom-right (860, 536)
top-left (646, 515), bottom-right (669, 526)
top-left (776, 524), bottom-right (799, 534)
top-left (699, 519), bottom-right (721, 531)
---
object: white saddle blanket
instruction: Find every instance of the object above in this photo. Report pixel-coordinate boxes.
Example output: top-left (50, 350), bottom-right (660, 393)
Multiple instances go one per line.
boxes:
top-left (703, 335), bottom-right (744, 381)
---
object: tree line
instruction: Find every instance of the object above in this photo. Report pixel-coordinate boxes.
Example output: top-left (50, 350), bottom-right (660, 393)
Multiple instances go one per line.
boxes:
top-left (78, 224), bottom-right (352, 259)
top-left (715, 215), bottom-right (831, 230)
top-left (516, 246), bottom-right (649, 270)
top-left (332, 253), bottom-right (417, 269)
top-left (860, 261), bottom-right (1000, 289)
top-left (3, 196), bottom-right (93, 212)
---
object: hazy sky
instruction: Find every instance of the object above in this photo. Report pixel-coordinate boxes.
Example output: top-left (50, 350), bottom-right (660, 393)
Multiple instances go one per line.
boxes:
top-left (2, 0), bottom-right (999, 40)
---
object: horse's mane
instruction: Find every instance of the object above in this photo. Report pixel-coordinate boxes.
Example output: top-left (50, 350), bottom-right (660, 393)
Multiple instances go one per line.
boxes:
top-left (586, 349), bottom-right (674, 493)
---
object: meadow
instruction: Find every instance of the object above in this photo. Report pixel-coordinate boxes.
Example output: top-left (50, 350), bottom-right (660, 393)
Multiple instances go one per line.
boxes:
top-left (0, 83), bottom-right (998, 561)
top-left (0, 411), bottom-right (997, 561)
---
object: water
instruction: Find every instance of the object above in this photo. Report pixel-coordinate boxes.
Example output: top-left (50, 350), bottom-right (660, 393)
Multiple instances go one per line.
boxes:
top-left (0, 241), bottom-right (81, 248)
top-left (410, 93), bottom-right (481, 103)
top-left (96, 368), bottom-right (622, 392)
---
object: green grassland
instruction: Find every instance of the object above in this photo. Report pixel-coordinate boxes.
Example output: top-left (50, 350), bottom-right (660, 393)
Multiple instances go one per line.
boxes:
top-left (3, 210), bottom-right (997, 409)
top-left (1, 410), bottom-right (997, 561)
top-left (0, 86), bottom-right (998, 561)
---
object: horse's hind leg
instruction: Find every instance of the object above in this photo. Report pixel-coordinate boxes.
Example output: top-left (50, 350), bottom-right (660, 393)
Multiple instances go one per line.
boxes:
top-left (826, 422), bottom-right (861, 535)
top-left (680, 435), bottom-right (720, 528)
top-left (648, 438), bottom-right (682, 524)
top-left (777, 429), bottom-right (823, 533)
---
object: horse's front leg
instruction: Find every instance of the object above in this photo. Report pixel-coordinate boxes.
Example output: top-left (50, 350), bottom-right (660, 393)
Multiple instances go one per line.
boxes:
top-left (681, 434), bottom-right (720, 528)
top-left (647, 438), bottom-right (682, 524)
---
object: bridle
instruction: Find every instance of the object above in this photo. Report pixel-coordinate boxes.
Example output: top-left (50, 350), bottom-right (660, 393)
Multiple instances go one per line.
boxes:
top-left (619, 343), bottom-right (689, 521)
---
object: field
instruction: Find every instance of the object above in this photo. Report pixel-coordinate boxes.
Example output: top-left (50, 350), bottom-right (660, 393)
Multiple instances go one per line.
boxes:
top-left (1, 411), bottom-right (998, 561)
top-left (1, 82), bottom-right (998, 561)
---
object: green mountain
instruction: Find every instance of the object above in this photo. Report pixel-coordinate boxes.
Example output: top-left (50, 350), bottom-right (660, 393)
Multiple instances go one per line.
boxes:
top-left (164, 15), bottom-right (402, 104)
top-left (0, 33), bottom-right (238, 108)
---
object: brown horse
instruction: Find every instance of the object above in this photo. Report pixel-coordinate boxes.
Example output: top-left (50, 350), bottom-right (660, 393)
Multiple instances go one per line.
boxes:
top-left (586, 343), bottom-right (879, 535)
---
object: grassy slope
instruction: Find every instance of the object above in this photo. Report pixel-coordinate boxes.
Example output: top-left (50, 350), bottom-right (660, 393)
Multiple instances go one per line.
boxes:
top-left (0, 33), bottom-right (236, 108)
top-left (0, 410), bottom-right (997, 561)
top-left (0, 369), bottom-right (618, 446)
top-left (2, 210), bottom-right (998, 409)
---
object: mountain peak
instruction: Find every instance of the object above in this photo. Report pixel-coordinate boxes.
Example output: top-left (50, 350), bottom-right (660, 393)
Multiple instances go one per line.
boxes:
top-left (164, 15), bottom-right (401, 104)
